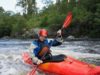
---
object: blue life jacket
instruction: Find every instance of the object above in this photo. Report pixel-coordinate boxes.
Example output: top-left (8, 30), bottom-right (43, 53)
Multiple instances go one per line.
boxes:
top-left (32, 39), bottom-right (62, 59)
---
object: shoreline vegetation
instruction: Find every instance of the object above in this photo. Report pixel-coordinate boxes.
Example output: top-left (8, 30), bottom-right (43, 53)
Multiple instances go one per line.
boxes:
top-left (0, 36), bottom-right (100, 41)
top-left (0, 0), bottom-right (100, 39)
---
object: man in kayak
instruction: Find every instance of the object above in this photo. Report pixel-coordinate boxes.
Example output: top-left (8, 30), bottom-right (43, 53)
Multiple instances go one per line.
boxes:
top-left (29, 29), bottom-right (63, 65)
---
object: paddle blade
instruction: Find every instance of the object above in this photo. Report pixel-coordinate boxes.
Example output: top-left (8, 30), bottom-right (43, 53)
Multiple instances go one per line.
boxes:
top-left (22, 52), bottom-right (33, 65)
top-left (27, 67), bottom-right (38, 75)
top-left (63, 12), bottom-right (72, 29)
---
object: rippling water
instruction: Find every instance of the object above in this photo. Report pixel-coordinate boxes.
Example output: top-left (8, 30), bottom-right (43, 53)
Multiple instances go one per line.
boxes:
top-left (0, 39), bottom-right (100, 75)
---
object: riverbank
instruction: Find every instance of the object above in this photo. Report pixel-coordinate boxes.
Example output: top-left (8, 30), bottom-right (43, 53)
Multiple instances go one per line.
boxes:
top-left (0, 37), bottom-right (100, 41)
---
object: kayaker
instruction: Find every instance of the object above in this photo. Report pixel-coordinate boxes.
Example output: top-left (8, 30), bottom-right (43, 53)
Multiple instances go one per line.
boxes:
top-left (29, 29), bottom-right (63, 65)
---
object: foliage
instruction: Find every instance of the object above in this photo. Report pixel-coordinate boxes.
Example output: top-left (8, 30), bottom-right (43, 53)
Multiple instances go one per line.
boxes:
top-left (17, 0), bottom-right (37, 15)
top-left (0, 0), bottom-right (100, 38)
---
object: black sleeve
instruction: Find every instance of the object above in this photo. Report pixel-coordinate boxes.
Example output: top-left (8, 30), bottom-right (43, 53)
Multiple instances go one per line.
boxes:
top-left (49, 39), bottom-right (62, 46)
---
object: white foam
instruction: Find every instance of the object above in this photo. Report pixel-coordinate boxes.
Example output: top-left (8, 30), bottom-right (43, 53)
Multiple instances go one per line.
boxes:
top-left (52, 49), bottom-right (100, 59)
top-left (0, 53), bottom-right (31, 75)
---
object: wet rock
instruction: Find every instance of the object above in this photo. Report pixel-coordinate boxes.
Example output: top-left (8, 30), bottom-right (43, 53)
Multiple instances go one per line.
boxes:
top-left (1, 36), bottom-right (10, 39)
top-left (88, 49), bottom-right (98, 54)
top-left (22, 28), bottom-right (39, 39)
top-left (67, 35), bottom-right (75, 39)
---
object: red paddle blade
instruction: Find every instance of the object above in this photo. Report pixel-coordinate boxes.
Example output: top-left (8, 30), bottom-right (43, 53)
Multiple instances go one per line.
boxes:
top-left (27, 67), bottom-right (37, 75)
top-left (63, 12), bottom-right (72, 28)
top-left (22, 52), bottom-right (33, 65)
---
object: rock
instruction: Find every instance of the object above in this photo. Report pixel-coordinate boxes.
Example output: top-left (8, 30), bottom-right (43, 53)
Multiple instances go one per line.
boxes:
top-left (33, 28), bottom-right (40, 34)
top-left (1, 36), bottom-right (10, 39)
top-left (67, 35), bottom-right (75, 39)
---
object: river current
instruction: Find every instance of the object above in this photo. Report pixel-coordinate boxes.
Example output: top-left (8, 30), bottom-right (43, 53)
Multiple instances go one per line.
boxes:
top-left (0, 39), bottom-right (100, 75)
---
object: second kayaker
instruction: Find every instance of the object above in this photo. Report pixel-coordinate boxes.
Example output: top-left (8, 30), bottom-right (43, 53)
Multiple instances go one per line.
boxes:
top-left (29, 29), bottom-right (63, 65)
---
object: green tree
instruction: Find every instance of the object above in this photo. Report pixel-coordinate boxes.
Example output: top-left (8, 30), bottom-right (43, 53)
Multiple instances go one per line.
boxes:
top-left (0, 7), bottom-right (4, 13)
top-left (11, 14), bottom-right (27, 37)
top-left (17, 0), bottom-right (37, 16)
top-left (0, 8), bottom-right (12, 37)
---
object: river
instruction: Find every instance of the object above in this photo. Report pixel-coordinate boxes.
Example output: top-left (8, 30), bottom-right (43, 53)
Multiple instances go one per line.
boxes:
top-left (0, 39), bottom-right (100, 75)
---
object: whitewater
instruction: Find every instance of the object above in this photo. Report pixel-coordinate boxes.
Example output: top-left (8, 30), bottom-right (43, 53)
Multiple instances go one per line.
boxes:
top-left (0, 39), bottom-right (100, 75)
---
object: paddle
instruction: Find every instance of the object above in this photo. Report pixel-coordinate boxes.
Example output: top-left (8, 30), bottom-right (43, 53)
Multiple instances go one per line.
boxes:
top-left (27, 11), bottom-right (72, 75)
top-left (58, 11), bottom-right (72, 39)
top-left (62, 11), bottom-right (72, 29)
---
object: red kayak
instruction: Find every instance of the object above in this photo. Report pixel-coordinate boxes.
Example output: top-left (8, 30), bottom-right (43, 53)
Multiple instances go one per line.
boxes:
top-left (22, 52), bottom-right (100, 75)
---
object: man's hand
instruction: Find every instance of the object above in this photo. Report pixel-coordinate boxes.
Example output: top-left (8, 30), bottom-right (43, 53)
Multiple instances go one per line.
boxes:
top-left (57, 29), bottom-right (62, 36)
top-left (57, 29), bottom-right (63, 42)
top-left (31, 56), bottom-right (43, 65)
top-left (37, 60), bottom-right (43, 65)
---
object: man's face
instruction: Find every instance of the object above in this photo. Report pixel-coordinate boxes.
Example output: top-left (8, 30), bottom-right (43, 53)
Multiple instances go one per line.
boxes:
top-left (39, 36), bottom-right (46, 41)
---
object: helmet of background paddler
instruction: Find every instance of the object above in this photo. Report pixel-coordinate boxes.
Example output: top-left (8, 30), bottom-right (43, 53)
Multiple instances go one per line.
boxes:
top-left (38, 29), bottom-right (48, 37)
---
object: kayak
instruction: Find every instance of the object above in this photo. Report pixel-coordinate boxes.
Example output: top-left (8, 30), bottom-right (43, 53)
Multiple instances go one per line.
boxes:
top-left (22, 52), bottom-right (100, 75)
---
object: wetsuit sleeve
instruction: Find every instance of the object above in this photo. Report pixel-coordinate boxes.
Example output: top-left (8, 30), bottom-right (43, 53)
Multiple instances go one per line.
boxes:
top-left (49, 37), bottom-right (63, 46)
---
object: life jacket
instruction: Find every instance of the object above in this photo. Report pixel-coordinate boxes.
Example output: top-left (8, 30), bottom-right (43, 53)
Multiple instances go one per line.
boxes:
top-left (33, 39), bottom-right (51, 59)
